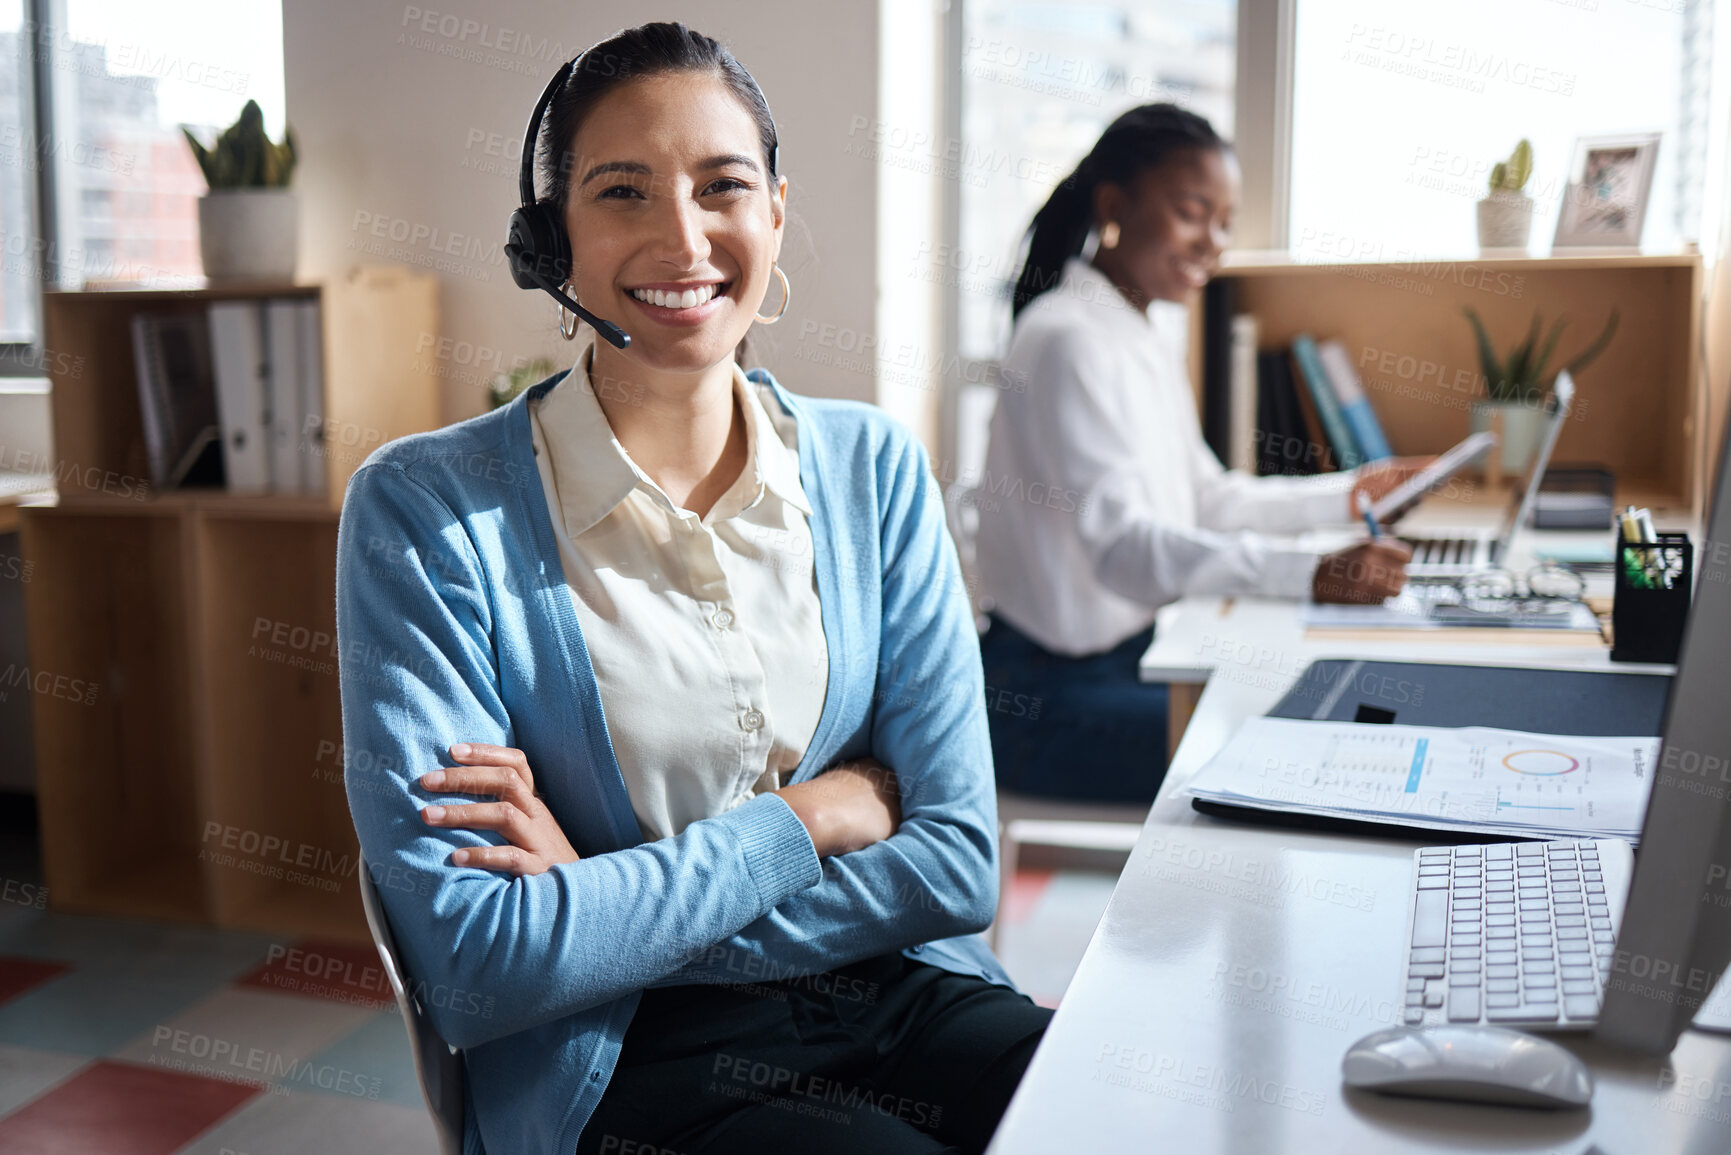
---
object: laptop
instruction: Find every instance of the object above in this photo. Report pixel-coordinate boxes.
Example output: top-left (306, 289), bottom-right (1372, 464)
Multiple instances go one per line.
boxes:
top-left (1399, 372), bottom-right (1576, 579)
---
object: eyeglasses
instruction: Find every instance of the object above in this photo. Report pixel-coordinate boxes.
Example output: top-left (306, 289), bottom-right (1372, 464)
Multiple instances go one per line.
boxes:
top-left (1416, 564), bottom-right (1590, 626)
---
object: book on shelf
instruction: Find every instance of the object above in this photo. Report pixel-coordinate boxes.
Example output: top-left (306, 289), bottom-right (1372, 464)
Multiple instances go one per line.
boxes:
top-left (1227, 314), bottom-right (1258, 473)
top-left (1290, 334), bottom-right (1363, 469)
top-left (128, 312), bottom-right (226, 491)
top-left (1284, 353), bottom-right (1336, 473)
top-left (1255, 349), bottom-right (1322, 476)
top-left (1315, 338), bottom-right (1392, 462)
top-left (1200, 278), bottom-right (1234, 463)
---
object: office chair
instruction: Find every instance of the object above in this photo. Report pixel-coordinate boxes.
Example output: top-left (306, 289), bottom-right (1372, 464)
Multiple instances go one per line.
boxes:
top-left (358, 858), bottom-right (467, 1155)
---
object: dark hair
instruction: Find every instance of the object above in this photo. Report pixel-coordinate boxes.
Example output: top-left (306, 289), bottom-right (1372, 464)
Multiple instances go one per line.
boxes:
top-left (1009, 103), bottom-right (1226, 320)
top-left (540, 22), bottom-right (778, 213)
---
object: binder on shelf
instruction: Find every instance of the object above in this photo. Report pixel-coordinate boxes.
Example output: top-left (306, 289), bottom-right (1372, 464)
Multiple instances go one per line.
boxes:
top-left (1316, 338), bottom-right (1392, 461)
top-left (265, 299), bottom-right (302, 493)
top-left (296, 299), bottom-right (326, 496)
top-left (1290, 334), bottom-right (1362, 469)
top-left (208, 301), bottom-right (271, 492)
top-left (128, 312), bottom-right (225, 490)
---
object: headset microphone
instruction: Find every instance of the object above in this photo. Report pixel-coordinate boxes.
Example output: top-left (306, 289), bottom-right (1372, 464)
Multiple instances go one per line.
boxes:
top-left (502, 57), bottom-right (631, 349)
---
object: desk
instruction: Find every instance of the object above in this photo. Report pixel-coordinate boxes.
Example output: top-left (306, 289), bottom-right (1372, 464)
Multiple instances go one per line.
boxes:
top-left (1144, 513), bottom-right (1638, 761)
top-left (989, 611), bottom-right (1730, 1154)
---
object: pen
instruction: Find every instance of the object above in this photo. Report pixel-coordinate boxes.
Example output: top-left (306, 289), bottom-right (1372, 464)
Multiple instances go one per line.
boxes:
top-left (1356, 492), bottom-right (1383, 541)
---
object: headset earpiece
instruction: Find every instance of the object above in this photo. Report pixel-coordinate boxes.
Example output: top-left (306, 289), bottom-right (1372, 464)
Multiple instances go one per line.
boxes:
top-left (504, 200), bottom-right (570, 293)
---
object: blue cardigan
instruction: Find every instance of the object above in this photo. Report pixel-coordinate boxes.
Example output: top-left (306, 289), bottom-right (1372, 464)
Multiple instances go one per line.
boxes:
top-left (335, 369), bottom-right (1009, 1154)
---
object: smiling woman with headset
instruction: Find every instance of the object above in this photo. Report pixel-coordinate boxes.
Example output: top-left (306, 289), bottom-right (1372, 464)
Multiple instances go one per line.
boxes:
top-left (336, 22), bottom-right (1049, 1155)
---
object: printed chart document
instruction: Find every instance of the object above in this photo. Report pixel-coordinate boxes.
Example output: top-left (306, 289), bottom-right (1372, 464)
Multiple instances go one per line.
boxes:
top-left (1188, 718), bottom-right (1656, 841)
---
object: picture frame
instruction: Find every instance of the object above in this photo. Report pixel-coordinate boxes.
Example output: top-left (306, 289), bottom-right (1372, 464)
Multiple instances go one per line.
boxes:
top-left (1552, 133), bottom-right (1661, 250)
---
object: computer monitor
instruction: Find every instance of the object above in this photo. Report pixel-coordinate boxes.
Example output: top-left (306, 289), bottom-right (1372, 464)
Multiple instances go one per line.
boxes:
top-left (1595, 414), bottom-right (1731, 1054)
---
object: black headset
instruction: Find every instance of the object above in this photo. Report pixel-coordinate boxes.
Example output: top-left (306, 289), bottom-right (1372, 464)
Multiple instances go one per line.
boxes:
top-left (502, 46), bottom-right (780, 352)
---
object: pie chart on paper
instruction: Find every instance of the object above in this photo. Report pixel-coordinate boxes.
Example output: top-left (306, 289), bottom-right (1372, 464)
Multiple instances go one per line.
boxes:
top-left (1501, 749), bottom-right (1581, 776)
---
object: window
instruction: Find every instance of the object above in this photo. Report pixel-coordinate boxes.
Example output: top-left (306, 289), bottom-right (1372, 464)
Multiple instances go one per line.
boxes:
top-left (1289, 0), bottom-right (1688, 260)
top-left (51, 0), bottom-right (286, 292)
top-left (956, 0), bottom-right (1236, 360)
top-left (0, 0), bottom-right (285, 352)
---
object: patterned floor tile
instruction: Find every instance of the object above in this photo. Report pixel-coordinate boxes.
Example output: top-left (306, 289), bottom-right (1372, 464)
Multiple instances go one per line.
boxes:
top-left (0, 956), bottom-right (69, 1007)
top-left (296, 1010), bottom-right (427, 1109)
top-left (232, 940), bottom-right (394, 1013)
top-left (0, 1043), bottom-right (89, 1116)
top-left (0, 1059), bottom-right (258, 1155)
top-left (169, 1088), bottom-right (439, 1155)
top-left (108, 988), bottom-right (383, 1095)
top-left (996, 870), bottom-right (1119, 1005)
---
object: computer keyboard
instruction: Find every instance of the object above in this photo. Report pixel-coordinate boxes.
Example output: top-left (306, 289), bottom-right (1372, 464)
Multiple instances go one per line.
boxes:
top-left (1400, 839), bottom-right (1632, 1030)
top-left (1399, 533), bottom-right (1488, 572)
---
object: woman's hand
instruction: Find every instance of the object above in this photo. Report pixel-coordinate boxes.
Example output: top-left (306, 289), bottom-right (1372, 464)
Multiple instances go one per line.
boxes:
top-left (419, 743), bottom-right (580, 876)
top-left (1313, 539), bottom-right (1413, 604)
top-left (774, 758), bottom-right (902, 858)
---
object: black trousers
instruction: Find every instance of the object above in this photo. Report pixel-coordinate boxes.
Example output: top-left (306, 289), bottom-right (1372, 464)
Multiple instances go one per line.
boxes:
top-left (575, 953), bottom-right (1053, 1155)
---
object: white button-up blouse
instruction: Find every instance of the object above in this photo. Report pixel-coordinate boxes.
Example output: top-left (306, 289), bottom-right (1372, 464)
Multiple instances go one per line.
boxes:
top-left (529, 348), bottom-right (828, 841)
top-left (974, 258), bottom-right (1357, 657)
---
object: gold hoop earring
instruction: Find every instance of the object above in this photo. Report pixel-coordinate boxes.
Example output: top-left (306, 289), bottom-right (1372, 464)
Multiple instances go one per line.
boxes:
top-left (754, 265), bottom-right (791, 325)
top-left (1099, 221), bottom-right (1121, 251)
top-left (558, 281), bottom-right (580, 341)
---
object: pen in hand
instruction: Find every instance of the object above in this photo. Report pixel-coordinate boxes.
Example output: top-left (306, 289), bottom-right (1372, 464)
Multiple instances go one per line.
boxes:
top-left (1356, 491), bottom-right (1384, 541)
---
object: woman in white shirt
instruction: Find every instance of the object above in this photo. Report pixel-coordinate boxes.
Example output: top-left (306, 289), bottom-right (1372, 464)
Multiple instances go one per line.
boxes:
top-left (973, 103), bottom-right (1420, 804)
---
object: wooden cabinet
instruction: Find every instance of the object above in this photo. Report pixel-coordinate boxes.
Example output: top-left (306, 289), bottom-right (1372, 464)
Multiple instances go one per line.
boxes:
top-left (1194, 252), bottom-right (1716, 518)
top-left (20, 267), bottom-right (438, 942)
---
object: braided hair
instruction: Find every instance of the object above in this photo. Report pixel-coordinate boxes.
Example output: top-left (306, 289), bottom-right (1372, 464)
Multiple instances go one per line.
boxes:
top-left (1010, 103), bottom-right (1226, 320)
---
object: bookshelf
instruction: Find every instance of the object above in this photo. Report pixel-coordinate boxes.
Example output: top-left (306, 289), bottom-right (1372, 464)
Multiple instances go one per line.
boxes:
top-left (1194, 251), bottom-right (1713, 518)
top-left (19, 266), bottom-right (438, 942)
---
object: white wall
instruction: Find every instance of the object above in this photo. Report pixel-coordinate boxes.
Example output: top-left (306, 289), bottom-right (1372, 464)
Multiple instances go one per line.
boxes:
top-left (282, 1), bottom-right (882, 423)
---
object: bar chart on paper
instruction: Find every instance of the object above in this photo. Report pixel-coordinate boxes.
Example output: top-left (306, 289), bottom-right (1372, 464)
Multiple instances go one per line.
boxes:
top-left (1186, 718), bottom-right (1655, 841)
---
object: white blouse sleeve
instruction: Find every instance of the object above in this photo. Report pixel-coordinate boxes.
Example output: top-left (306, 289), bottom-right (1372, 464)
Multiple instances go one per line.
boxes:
top-left (1011, 324), bottom-right (1322, 606)
top-left (1186, 433), bottom-right (1358, 534)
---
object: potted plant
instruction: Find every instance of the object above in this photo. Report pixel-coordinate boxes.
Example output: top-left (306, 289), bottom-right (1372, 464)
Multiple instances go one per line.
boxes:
top-left (1477, 140), bottom-right (1534, 251)
top-left (1464, 306), bottom-right (1618, 474)
top-left (183, 100), bottom-right (299, 282)
top-left (488, 358), bottom-right (555, 409)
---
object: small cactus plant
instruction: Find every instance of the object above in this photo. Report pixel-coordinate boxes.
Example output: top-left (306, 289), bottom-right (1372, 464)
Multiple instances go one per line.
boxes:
top-left (1488, 139), bottom-right (1533, 196)
top-left (183, 100), bottom-right (297, 190)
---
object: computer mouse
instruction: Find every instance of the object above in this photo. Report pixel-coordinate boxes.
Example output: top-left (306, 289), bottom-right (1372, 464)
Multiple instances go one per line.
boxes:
top-left (1341, 1025), bottom-right (1593, 1109)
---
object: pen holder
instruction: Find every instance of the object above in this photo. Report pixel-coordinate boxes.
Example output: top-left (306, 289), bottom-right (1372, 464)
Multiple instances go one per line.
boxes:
top-left (1610, 534), bottom-right (1692, 663)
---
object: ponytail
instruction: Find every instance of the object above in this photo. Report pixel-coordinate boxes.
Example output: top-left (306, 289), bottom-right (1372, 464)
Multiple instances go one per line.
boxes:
top-left (1010, 102), bottom-right (1226, 320)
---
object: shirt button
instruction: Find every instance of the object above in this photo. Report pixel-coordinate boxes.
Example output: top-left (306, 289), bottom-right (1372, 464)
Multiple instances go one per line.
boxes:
top-left (742, 708), bottom-right (764, 732)
top-left (711, 608), bottom-right (734, 630)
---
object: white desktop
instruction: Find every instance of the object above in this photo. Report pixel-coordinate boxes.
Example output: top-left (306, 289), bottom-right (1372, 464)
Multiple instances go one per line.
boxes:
top-left (988, 425), bottom-right (1731, 1152)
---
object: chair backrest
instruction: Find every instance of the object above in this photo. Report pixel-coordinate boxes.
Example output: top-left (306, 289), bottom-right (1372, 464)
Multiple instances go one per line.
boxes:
top-left (358, 858), bottom-right (467, 1155)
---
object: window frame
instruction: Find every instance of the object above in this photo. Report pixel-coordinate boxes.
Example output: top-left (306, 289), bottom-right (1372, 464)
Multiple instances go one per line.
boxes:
top-left (0, 0), bottom-right (64, 379)
top-left (937, 0), bottom-right (1268, 474)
